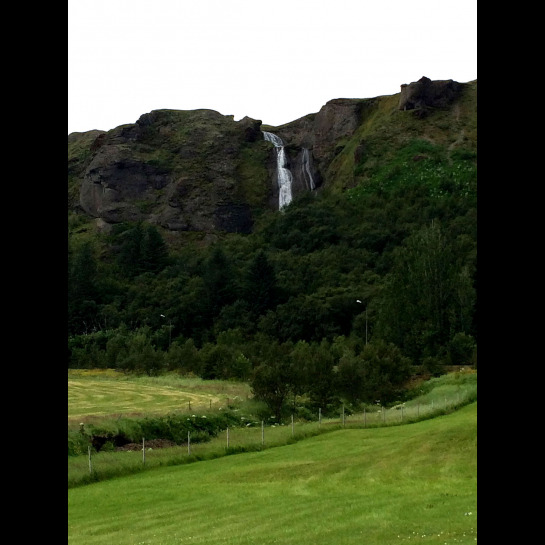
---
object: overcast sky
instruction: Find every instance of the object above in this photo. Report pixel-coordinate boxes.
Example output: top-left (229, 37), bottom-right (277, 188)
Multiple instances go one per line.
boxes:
top-left (68, 0), bottom-right (477, 135)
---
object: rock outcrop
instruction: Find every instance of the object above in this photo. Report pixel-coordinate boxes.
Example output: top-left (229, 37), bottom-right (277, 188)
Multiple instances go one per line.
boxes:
top-left (398, 76), bottom-right (462, 111)
top-left (74, 109), bottom-right (270, 233)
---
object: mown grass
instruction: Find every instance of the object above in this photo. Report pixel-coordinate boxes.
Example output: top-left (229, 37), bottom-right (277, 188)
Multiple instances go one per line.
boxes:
top-left (68, 402), bottom-right (477, 545)
top-left (68, 370), bottom-right (476, 489)
top-left (68, 370), bottom-right (252, 422)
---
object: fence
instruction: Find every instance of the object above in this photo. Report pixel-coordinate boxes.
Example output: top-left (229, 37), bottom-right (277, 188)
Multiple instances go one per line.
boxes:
top-left (78, 391), bottom-right (474, 483)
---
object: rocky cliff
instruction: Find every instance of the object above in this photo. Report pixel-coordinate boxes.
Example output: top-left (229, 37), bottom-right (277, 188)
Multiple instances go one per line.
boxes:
top-left (71, 109), bottom-right (270, 234)
top-left (69, 77), bottom-right (476, 234)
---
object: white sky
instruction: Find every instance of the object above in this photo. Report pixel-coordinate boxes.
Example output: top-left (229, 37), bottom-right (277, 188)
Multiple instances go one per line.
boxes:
top-left (68, 0), bottom-right (477, 134)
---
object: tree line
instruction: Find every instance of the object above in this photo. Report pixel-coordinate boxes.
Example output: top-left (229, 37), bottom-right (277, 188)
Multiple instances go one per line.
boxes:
top-left (68, 175), bottom-right (477, 418)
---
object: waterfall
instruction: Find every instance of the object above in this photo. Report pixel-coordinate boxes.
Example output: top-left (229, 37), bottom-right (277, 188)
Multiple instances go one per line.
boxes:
top-left (263, 131), bottom-right (293, 209)
top-left (301, 148), bottom-right (315, 190)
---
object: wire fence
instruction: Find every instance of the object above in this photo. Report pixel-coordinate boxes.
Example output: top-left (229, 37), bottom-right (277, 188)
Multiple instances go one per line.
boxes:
top-left (74, 390), bottom-right (475, 486)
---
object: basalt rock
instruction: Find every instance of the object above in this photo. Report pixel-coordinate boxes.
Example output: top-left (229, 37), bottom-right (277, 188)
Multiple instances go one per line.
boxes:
top-left (398, 76), bottom-right (462, 111)
top-left (74, 109), bottom-right (270, 233)
top-left (69, 78), bottom-right (475, 235)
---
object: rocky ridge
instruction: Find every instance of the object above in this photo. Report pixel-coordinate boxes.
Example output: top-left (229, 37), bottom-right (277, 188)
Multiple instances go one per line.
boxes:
top-left (68, 77), bottom-right (474, 235)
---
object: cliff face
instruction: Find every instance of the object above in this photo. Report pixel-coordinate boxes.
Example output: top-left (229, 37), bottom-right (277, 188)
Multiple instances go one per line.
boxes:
top-left (271, 98), bottom-right (371, 192)
top-left (69, 77), bottom-right (476, 233)
top-left (72, 109), bottom-right (269, 234)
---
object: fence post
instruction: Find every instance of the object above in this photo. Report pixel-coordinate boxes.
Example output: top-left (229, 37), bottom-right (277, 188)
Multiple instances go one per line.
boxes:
top-left (142, 437), bottom-right (145, 465)
top-left (342, 404), bottom-right (345, 427)
top-left (417, 403), bottom-right (420, 417)
top-left (319, 408), bottom-right (321, 426)
top-left (188, 431), bottom-right (191, 455)
top-left (363, 407), bottom-right (366, 428)
top-left (261, 421), bottom-right (264, 446)
top-left (291, 414), bottom-right (294, 436)
top-left (401, 405), bottom-right (404, 422)
top-left (88, 446), bottom-right (92, 475)
top-left (226, 427), bottom-right (229, 448)
top-left (382, 406), bottom-right (385, 423)
top-left (188, 400), bottom-right (191, 411)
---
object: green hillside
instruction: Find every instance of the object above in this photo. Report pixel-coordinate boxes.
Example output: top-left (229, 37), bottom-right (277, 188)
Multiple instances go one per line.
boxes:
top-left (68, 402), bottom-right (477, 545)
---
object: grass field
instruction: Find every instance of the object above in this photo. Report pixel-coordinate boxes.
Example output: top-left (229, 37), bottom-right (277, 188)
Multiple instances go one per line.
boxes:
top-left (68, 401), bottom-right (477, 544)
top-left (68, 370), bottom-right (252, 422)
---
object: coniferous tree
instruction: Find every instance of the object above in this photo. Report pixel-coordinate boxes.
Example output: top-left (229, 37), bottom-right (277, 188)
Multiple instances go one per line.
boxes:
top-left (141, 225), bottom-right (169, 273)
top-left (117, 222), bottom-right (144, 277)
top-left (244, 250), bottom-right (277, 318)
top-left (202, 246), bottom-right (235, 316)
top-left (68, 241), bottom-right (99, 334)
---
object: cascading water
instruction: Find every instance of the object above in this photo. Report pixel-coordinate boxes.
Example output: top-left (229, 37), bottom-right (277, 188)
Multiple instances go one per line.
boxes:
top-left (263, 131), bottom-right (293, 209)
top-left (301, 148), bottom-right (315, 190)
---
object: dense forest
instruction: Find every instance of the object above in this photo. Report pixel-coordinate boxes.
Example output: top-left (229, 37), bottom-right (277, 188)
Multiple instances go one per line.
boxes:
top-left (68, 82), bottom-right (477, 419)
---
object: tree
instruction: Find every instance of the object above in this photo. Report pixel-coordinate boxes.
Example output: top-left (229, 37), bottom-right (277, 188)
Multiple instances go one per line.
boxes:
top-left (68, 241), bottom-right (99, 334)
top-left (304, 339), bottom-right (337, 412)
top-left (250, 360), bottom-right (292, 422)
top-left (249, 339), bottom-right (294, 421)
top-left (178, 338), bottom-right (202, 375)
top-left (376, 222), bottom-right (462, 362)
top-left (336, 349), bottom-right (364, 405)
top-left (202, 246), bottom-right (236, 316)
top-left (338, 340), bottom-right (411, 404)
top-left (200, 343), bottom-right (235, 380)
top-left (244, 250), bottom-right (278, 318)
top-left (117, 222), bottom-right (144, 277)
top-left (117, 328), bottom-right (163, 375)
top-left (287, 340), bottom-right (313, 410)
top-left (141, 225), bottom-right (169, 273)
top-left (105, 326), bottom-right (129, 368)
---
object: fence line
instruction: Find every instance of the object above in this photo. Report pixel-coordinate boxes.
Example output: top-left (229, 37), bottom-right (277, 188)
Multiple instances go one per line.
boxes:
top-left (79, 392), bottom-right (475, 481)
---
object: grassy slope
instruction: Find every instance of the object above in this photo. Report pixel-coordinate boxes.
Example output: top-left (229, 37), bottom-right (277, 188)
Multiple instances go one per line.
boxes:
top-left (68, 402), bottom-right (476, 545)
top-left (325, 80), bottom-right (477, 193)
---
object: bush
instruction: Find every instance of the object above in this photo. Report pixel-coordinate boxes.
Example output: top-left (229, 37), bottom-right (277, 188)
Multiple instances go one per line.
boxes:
top-left (72, 410), bottom-right (244, 453)
top-left (68, 430), bottom-right (91, 456)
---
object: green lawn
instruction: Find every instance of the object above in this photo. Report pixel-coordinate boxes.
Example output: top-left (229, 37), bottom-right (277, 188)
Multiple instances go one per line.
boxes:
top-left (68, 402), bottom-right (477, 545)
